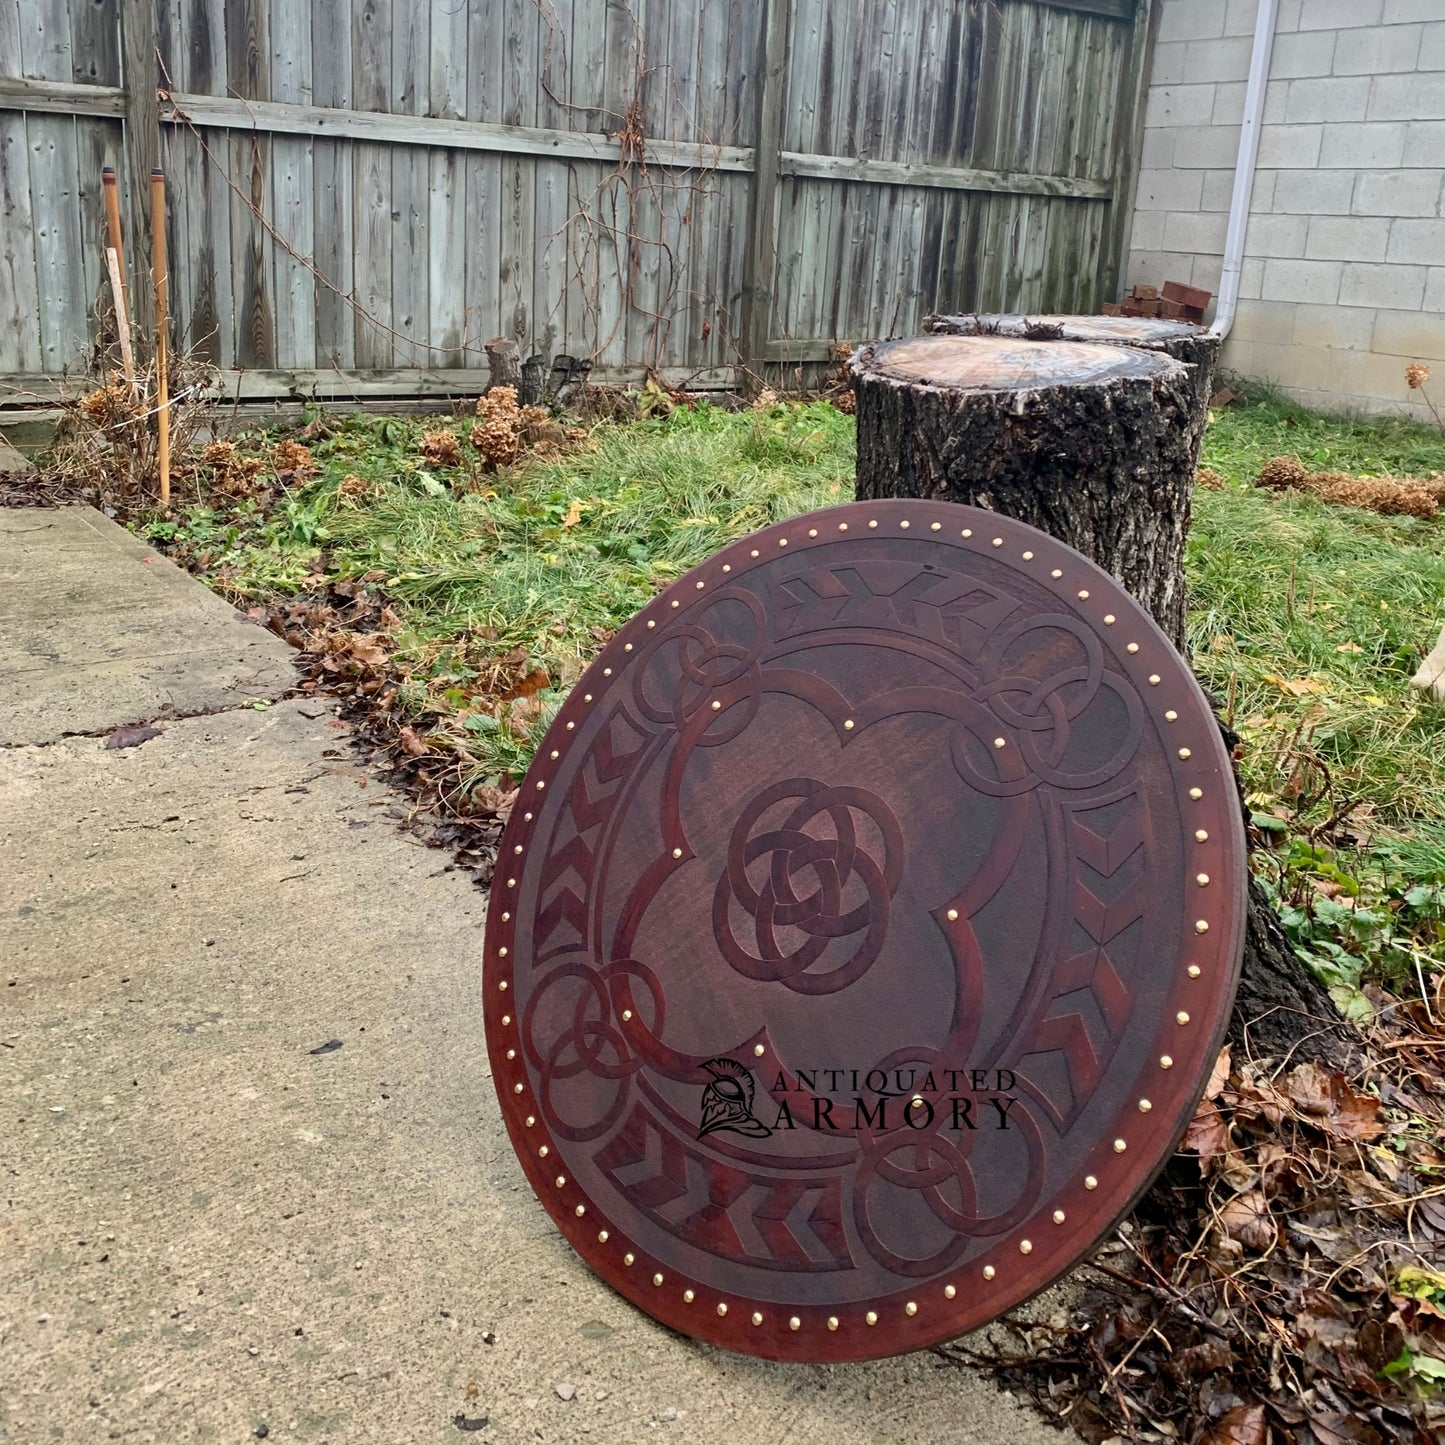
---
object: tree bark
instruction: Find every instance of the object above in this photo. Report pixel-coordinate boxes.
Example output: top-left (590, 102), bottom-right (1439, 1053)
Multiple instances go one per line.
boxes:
top-left (484, 336), bottom-right (522, 393)
top-left (923, 312), bottom-right (1221, 473)
top-left (851, 334), bottom-right (1201, 651)
top-left (851, 331), bottom-right (1347, 1065)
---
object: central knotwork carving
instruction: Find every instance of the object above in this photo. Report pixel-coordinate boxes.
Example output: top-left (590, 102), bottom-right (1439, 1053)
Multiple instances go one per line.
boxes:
top-left (712, 778), bottom-right (905, 995)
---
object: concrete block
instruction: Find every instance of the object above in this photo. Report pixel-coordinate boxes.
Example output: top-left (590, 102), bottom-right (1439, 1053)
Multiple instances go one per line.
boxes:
top-left (1192, 254), bottom-right (1227, 296)
top-left (1318, 122), bottom-right (1407, 170)
top-left (1186, 36), bottom-right (1255, 83)
top-left (1384, 0), bottom-right (1445, 21)
top-left (1159, 0), bottom-right (1228, 42)
top-left (1239, 255), bottom-right (1266, 300)
top-left (1229, 299), bottom-right (1300, 343)
top-left (1402, 120), bottom-right (1445, 168)
top-left (1245, 211), bottom-right (1311, 256)
top-left (1250, 171), bottom-right (1279, 212)
top-left (1277, 0), bottom-right (1304, 31)
top-left (1151, 41), bottom-right (1190, 87)
top-left (1270, 29), bottom-right (1338, 78)
top-left (1339, 260), bottom-right (1428, 309)
top-left (1353, 169), bottom-right (1444, 217)
top-left (1284, 76), bottom-right (1372, 123)
top-left (1135, 168), bottom-right (1206, 211)
top-left (1293, 302), bottom-right (1378, 351)
top-left (1261, 256), bottom-right (1344, 303)
top-left (1331, 347), bottom-right (1428, 403)
top-left (1421, 21), bottom-right (1445, 70)
top-left (1130, 210), bottom-right (1167, 252)
top-left (1173, 124), bottom-right (1243, 169)
top-left (1270, 167), bottom-right (1353, 213)
top-left (1164, 210), bottom-right (1230, 254)
top-left (1426, 267), bottom-right (1445, 312)
top-left (1299, 0), bottom-right (1384, 26)
top-left (1257, 124), bottom-right (1324, 168)
top-left (1141, 127), bottom-right (1177, 169)
top-left (1332, 24), bottom-right (1424, 74)
top-left (1223, 338), bottom-right (1321, 389)
top-left (1202, 168), bottom-right (1237, 210)
top-left (1126, 249), bottom-right (1203, 289)
top-left (1386, 219), bottom-right (1445, 267)
top-left (1368, 73), bottom-right (1445, 122)
top-left (1213, 81), bottom-right (1248, 125)
top-left (1305, 215), bottom-right (1392, 262)
top-left (1145, 84), bottom-right (1219, 129)
top-left (1225, 0), bottom-right (1263, 36)
top-left (1372, 308), bottom-right (1445, 360)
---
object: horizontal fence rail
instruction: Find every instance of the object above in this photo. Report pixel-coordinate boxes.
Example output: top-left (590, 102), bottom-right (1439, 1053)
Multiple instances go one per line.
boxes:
top-left (0, 0), bottom-right (1152, 394)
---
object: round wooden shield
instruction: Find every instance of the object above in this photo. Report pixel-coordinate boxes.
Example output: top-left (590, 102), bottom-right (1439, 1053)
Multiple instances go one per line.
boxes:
top-left (483, 500), bottom-right (1246, 1362)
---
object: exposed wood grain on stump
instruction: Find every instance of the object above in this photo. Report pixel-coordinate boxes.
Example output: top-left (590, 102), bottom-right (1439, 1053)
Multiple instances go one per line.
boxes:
top-left (851, 334), bottom-right (1201, 652)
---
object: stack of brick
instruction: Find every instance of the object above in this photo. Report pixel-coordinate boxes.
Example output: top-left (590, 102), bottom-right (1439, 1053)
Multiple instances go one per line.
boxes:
top-left (1103, 280), bottom-right (1212, 323)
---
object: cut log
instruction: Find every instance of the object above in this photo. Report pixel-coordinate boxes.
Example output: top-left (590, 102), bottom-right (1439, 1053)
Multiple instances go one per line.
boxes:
top-left (484, 336), bottom-right (522, 393)
top-left (924, 312), bottom-right (1221, 462)
top-left (851, 333), bottom-right (1201, 650)
top-left (851, 331), bottom-right (1347, 1066)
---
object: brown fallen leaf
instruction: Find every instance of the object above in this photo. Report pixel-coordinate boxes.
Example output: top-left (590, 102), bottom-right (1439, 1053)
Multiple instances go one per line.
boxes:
top-left (1200, 1403), bottom-right (1267, 1445)
top-left (398, 726), bottom-right (429, 758)
top-left (104, 723), bottom-right (162, 750)
top-left (1182, 1101), bottom-right (1231, 1159)
top-left (562, 498), bottom-right (582, 528)
top-left (1219, 1191), bottom-right (1278, 1252)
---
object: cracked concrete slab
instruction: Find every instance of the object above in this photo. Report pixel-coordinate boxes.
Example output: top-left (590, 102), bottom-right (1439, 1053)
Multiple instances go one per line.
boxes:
top-left (0, 507), bottom-right (296, 744)
top-left (0, 702), bottom-right (1058, 1444)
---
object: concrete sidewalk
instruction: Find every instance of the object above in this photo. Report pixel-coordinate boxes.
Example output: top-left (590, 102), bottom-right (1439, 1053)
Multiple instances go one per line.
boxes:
top-left (0, 509), bottom-right (1059, 1444)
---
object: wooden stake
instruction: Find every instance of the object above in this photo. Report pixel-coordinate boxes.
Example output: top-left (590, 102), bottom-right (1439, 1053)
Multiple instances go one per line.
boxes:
top-left (150, 168), bottom-right (169, 508)
top-left (104, 247), bottom-right (136, 389)
top-left (100, 166), bottom-right (135, 388)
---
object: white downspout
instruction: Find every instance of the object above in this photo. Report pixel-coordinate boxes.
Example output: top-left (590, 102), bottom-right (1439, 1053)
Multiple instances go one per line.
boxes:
top-left (1211, 0), bottom-right (1279, 340)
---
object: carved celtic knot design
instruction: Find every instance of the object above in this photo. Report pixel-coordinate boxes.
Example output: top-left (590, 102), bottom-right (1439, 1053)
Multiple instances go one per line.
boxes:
top-left (713, 779), bottom-right (904, 995)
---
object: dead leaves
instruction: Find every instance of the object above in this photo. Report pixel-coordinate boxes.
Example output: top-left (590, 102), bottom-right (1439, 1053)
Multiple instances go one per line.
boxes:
top-left (1285, 1062), bottom-right (1386, 1142)
top-left (1200, 1404), bottom-right (1267, 1445)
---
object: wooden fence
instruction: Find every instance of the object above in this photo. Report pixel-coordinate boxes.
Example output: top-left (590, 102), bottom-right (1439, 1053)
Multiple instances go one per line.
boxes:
top-left (0, 0), bottom-right (1154, 401)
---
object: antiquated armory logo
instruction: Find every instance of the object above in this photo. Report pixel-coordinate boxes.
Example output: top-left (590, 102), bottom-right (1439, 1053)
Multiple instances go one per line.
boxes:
top-left (697, 1058), bottom-right (775, 1140)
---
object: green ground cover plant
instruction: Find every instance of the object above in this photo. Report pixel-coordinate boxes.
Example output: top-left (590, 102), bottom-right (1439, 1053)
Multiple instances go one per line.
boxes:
top-left (142, 391), bottom-right (1445, 1006)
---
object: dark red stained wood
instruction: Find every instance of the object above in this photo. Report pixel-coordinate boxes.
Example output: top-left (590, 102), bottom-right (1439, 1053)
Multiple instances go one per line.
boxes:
top-left (483, 500), bottom-right (1246, 1363)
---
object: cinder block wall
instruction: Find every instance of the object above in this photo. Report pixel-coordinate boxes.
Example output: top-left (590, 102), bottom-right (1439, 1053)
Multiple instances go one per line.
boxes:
top-left (1127, 0), bottom-right (1444, 419)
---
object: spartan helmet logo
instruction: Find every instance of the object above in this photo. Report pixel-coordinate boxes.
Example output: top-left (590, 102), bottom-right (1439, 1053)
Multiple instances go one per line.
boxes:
top-left (697, 1057), bottom-right (773, 1140)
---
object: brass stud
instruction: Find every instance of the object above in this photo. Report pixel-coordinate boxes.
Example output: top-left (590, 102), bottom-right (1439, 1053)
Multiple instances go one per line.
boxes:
top-left (962, 528), bottom-right (972, 537)
top-left (722, 564), bottom-right (731, 574)
top-left (1022, 550), bottom-right (1033, 560)
top-left (524, 813), bottom-right (532, 822)
top-left (930, 522), bottom-right (941, 532)
top-left (839, 522), bottom-right (848, 531)
top-left (779, 537), bottom-right (788, 547)
top-left (501, 912), bottom-right (511, 922)
top-left (869, 519), bottom-right (878, 528)
top-left (585, 693), bottom-right (593, 701)
top-left (809, 528), bottom-right (818, 537)
top-left (499, 946), bottom-right (509, 956)
top-left (555, 1175), bottom-right (566, 1188)
top-left (566, 720), bottom-right (575, 729)
top-left (1138, 1098), bottom-right (1152, 1113)
top-left (672, 847), bottom-right (683, 859)
top-left (754, 1043), bottom-right (765, 1057)
top-left (828, 1315), bottom-right (840, 1329)
top-left (624, 1252), bottom-right (634, 1266)
top-left (537, 779), bottom-right (546, 790)
top-left (1190, 787), bottom-right (1203, 800)
top-left (789, 1316), bottom-right (801, 1331)
top-left (1050, 567), bottom-right (1062, 578)
top-left (646, 621), bottom-right (655, 631)
top-left (501, 1014), bottom-right (510, 1026)
top-left (1195, 919), bottom-right (1209, 934)
top-left (711, 700), bottom-right (722, 710)
top-left (1188, 965), bottom-right (1201, 979)
top-left (1196, 872), bottom-right (1210, 885)
top-left (843, 719), bottom-right (854, 730)
top-left (506, 879), bottom-right (516, 888)
top-left (1179, 747), bottom-right (1192, 760)
top-left (993, 737), bottom-right (1006, 749)
top-left (1084, 1176), bottom-right (1098, 1190)
top-left (751, 1312), bottom-right (763, 1326)
top-left (983, 1266), bottom-right (996, 1280)
top-left (598, 1229), bottom-right (608, 1242)
top-left (1077, 589), bottom-right (1090, 601)
top-left (1165, 709), bottom-right (1178, 721)
top-left (944, 1285), bottom-right (956, 1300)
top-left (1104, 614), bottom-right (1116, 625)
top-left (865, 1311), bottom-right (878, 1326)
top-left (500, 979), bottom-right (509, 989)
top-left (683, 1289), bottom-right (694, 1303)
top-left (905, 1301), bottom-right (918, 1316)
top-left (899, 520), bottom-right (910, 529)
top-left (653, 1273), bottom-right (664, 1287)
top-left (1196, 829), bottom-right (1209, 842)
top-left (993, 538), bottom-right (1004, 548)
top-left (717, 1302), bottom-right (728, 1316)
top-left (1177, 1011), bottom-right (1191, 1026)
top-left (538, 1145), bottom-right (549, 1157)
top-left (623, 644), bottom-right (632, 653)
top-left (670, 600), bottom-right (679, 608)
top-left (1127, 642), bottom-right (1139, 654)
top-left (750, 549), bottom-right (759, 558)
top-left (1114, 1138), bottom-right (1127, 1153)
top-left (947, 908), bottom-right (959, 921)
top-left (525, 1114), bottom-right (535, 1126)
top-left (1148, 674), bottom-right (1160, 686)
top-left (1053, 1210), bottom-right (1065, 1224)
top-left (696, 580), bottom-right (706, 589)
top-left (506, 1048), bottom-right (516, 1060)
top-left (513, 1082), bottom-right (523, 1093)
top-left (1019, 1240), bottom-right (1033, 1255)
top-left (1160, 1056), bottom-right (1173, 1070)
top-left (622, 1009), bottom-right (633, 1021)
top-left (575, 1204), bottom-right (586, 1217)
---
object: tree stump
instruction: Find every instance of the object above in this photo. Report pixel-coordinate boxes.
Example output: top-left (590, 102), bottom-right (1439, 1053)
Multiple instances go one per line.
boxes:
top-left (851, 334), bottom-right (1202, 651)
top-left (484, 336), bottom-right (522, 393)
top-left (850, 331), bottom-right (1346, 1065)
top-left (924, 312), bottom-right (1221, 457)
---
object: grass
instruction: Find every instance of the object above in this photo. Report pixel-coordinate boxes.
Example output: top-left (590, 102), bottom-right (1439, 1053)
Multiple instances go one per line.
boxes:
top-left (142, 388), bottom-right (1445, 1004)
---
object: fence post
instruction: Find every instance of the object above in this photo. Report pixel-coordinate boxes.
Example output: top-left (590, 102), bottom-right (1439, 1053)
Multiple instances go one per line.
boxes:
top-left (740, 0), bottom-right (791, 392)
top-left (1099, 0), bottom-right (1157, 308)
top-left (119, 0), bottom-right (161, 338)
